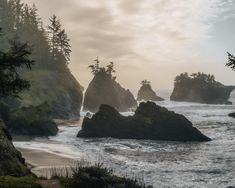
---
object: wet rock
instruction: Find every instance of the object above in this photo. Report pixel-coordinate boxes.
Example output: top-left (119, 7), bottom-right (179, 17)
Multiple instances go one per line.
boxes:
top-left (3, 103), bottom-right (58, 137)
top-left (83, 71), bottom-right (137, 112)
top-left (78, 101), bottom-right (211, 142)
top-left (228, 112), bottom-right (235, 118)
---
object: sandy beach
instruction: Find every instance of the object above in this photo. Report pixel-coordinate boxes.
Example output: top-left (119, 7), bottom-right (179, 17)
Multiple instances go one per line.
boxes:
top-left (17, 148), bottom-right (76, 178)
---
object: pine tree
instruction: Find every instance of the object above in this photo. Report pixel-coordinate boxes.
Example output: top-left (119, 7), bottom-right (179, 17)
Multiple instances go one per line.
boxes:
top-left (48, 14), bottom-right (62, 60)
top-left (0, 29), bottom-right (34, 97)
top-left (227, 52), bottom-right (235, 71)
top-left (57, 29), bottom-right (71, 63)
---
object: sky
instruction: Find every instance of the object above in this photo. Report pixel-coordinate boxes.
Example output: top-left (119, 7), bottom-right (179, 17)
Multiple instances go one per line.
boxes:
top-left (22, 0), bottom-right (235, 92)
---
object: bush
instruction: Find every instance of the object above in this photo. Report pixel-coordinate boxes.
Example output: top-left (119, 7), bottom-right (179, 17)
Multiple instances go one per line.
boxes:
top-left (52, 163), bottom-right (152, 188)
top-left (0, 176), bottom-right (42, 188)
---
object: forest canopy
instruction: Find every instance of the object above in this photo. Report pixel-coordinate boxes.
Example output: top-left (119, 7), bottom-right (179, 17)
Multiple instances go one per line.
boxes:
top-left (0, 0), bottom-right (71, 71)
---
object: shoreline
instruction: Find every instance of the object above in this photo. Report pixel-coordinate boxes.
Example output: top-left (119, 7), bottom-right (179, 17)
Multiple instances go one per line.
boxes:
top-left (17, 148), bottom-right (77, 177)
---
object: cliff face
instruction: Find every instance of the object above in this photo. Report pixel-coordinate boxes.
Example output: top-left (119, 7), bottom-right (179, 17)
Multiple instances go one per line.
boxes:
top-left (83, 72), bottom-right (137, 112)
top-left (78, 102), bottom-right (210, 142)
top-left (0, 120), bottom-right (30, 176)
top-left (170, 73), bottom-right (235, 104)
top-left (137, 84), bottom-right (164, 101)
top-left (19, 69), bottom-right (83, 119)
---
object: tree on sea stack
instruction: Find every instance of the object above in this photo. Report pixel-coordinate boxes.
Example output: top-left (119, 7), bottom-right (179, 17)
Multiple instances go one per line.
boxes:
top-left (88, 57), bottom-right (116, 79)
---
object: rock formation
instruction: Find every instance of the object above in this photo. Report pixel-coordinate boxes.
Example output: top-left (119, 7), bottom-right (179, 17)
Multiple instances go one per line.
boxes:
top-left (78, 101), bottom-right (211, 142)
top-left (0, 102), bottom-right (58, 137)
top-left (137, 80), bottom-right (164, 101)
top-left (0, 120), bottom-right (30, 176)
top-left (83, 60), bottom-right (137, 112)
top-left (228, 112), bottom-right (235, 118)
top-left (170, 72), bottom-right (235, 104)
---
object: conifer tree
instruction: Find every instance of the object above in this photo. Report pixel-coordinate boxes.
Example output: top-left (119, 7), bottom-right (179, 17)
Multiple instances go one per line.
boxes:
top-left (0, 29), bottom-right (34, 97)
top-left (227, 52), bottom-right (235, 71)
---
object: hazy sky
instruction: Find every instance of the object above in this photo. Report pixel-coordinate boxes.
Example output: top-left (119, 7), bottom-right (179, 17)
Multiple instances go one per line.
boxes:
top-left (22, 0), bottom-right (235, 91)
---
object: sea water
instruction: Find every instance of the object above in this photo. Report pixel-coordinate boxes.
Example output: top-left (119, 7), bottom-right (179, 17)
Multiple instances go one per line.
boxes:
top-left (14, 93), bottom-right (235, 188)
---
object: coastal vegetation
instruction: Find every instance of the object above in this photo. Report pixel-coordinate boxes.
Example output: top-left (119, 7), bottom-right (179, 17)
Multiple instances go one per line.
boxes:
top-left (170, 72), bottom-right (235, 104)
top-left (0, 0), bottom-right (83, 119)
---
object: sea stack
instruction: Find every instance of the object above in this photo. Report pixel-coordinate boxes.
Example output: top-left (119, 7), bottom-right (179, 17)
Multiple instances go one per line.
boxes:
top-left (137, 80), bottom-right (164, 101)
top-left (83, 58), bottom-right (137, 112)
top-left (78, 101), bottom-right (211, 142)
top-left (170, 72), bottom-right (235, 104)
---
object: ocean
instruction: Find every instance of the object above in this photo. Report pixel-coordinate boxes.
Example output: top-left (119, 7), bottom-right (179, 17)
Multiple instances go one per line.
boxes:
top-left (14, 92), bottom-right (235, 188)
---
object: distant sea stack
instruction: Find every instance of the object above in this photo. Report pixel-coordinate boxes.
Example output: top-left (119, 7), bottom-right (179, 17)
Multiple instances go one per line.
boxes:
top-left (78, 101), bottom-right (211, 142)
top-left (170, 72), bottom-right (235, 104)
top-left (137, 80), bottom-right (164, 101)
top-left (83, 58), bottom-right (137, 112)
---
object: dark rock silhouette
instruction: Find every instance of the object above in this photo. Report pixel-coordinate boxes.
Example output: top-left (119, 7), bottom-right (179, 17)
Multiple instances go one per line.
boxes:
top-left (228, 112), bottom-right (235, 118)
top-left (0, 102), bottom-right (58, 137)
top-left (170, 72), bottom-right (235, 104)
top-left (0, 120), bottom-right (30, 176)
top-left (78, 101), bottom-right (211, 142)
top-left (137, 80), bottom-right (164, 101)
top-left (83, 63), bottom-right (137, 112)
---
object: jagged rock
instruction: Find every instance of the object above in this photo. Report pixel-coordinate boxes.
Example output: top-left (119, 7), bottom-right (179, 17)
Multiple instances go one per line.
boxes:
top-left (78, 101), bottom-right (211, 142)
top-left (83, 71), bottom-right (137, 112)
top-left (137, 82), bottom-right (164, 101)
top-left (170, 72), bottom-right (235, 104)
top-left (0, 119), bottom-right (30, 176)
top-left (1, 103), bottom-right (58, 137)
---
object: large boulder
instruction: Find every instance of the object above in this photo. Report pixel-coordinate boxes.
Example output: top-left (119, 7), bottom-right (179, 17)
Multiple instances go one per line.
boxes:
top-left (137, 83), bottom-right (164, 101)
top-left (83, 71), bottom-right (137, 112)
top-left (0, 119), bottom-right (30, 176)
top-left (170, 72), bottom-right (235, 104)
top-left (0, 102), bottom-right (58, 137)
top-left (78, 101), bottom-right (211, 142)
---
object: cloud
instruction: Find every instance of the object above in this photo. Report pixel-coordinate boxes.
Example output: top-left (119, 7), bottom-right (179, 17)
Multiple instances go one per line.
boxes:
top-left (22, 0), bottom-right (235, 89)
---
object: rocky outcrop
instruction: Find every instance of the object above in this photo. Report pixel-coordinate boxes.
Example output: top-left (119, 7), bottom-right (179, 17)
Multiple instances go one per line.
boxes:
top-left (3, 70), bottom-right (83, 120)
top-left (170, 72), bottom-right (235, 104)
top-left (137, 84), bottom-right (164, 101)
top-left (228, 112), bottom-right (235, 118)
top-left (19, 70), bottom-right (83, 119)
top-left (83, 71), bottom-right (137, 112)
top-left (0, 120), bottom-right (30, 176)
top-left (0, 102), bottom-right (58, 137)
top-left (78, 101), bottom-right (211, 142)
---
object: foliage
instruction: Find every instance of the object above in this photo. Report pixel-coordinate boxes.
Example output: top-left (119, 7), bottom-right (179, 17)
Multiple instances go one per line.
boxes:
top-left (174, 72), bottom-right (219, 87)
top-left (5, 102), bottom-right (58, 136)
top-left (0, 34), bottom-right (34, 98)
top-left (48, 15), bottom-right (71, 63)
top-left (0, 0), bottom-right (71, 70)
top-left (141, 80), bottom-right (151, 86)
top-left (227, 52), bottom-right (235, 70)
top-left (0, 176), bottom-right (42, 188)
top-left (88, 57), bottom-right (116, 78)
top-left (52, 163), bottom-right (152, 188)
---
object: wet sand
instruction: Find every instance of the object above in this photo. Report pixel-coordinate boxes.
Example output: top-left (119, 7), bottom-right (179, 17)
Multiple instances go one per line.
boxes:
top-left (17, 148), bottom-right (76, 177)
